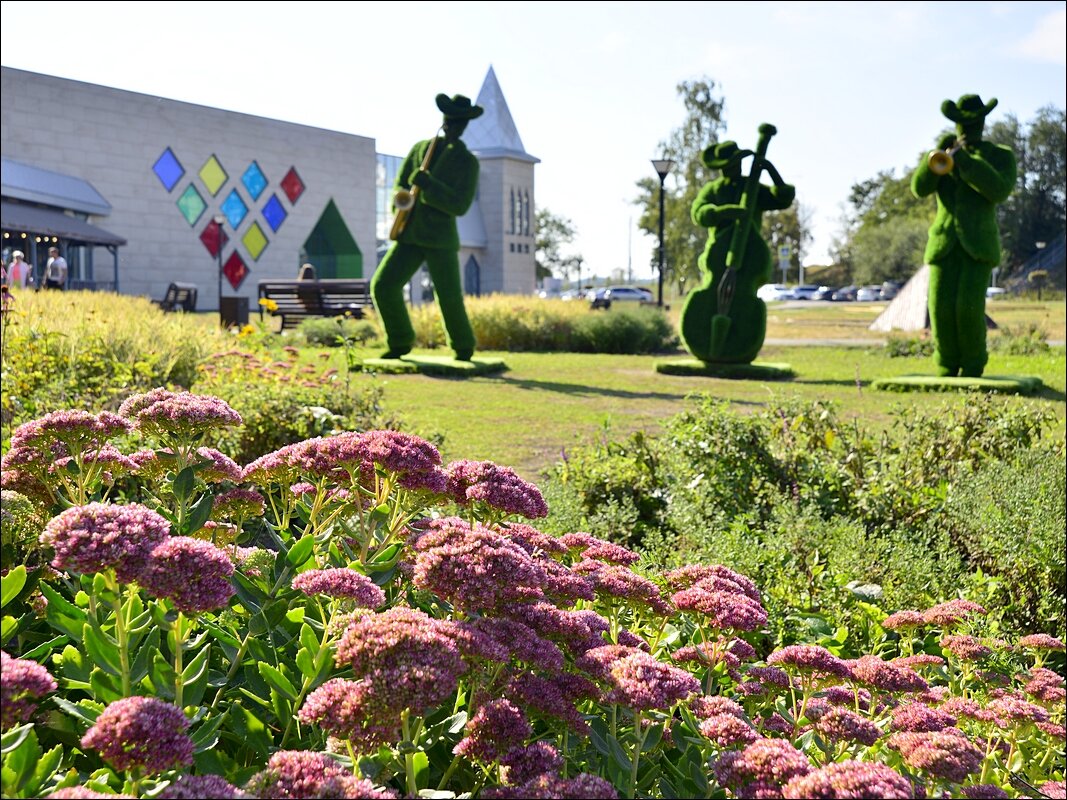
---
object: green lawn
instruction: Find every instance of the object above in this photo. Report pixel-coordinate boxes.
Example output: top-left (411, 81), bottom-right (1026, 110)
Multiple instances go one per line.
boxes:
top-left (351, 343), bottom-right (1066, 481)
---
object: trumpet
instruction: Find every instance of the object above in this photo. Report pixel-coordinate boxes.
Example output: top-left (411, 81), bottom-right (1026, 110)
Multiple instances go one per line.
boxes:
top-left (928, 138), bottom-right (965, 176)
top-left (390, 128), bottom-right (443, 240)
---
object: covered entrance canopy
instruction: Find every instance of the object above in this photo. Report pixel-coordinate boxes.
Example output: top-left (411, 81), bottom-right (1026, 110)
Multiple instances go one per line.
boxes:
top-left (1, 158), bottom-right (125, 290)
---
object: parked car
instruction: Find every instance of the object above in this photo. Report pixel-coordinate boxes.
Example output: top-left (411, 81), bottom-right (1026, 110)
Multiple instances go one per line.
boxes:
top-left (757, 284), bottom-right (795, 301)
top-left (855, 285), bottom-right (882, 302)
top-left (879, 280), bottom-right (903, 300)
top-left (830, 285), bottom-right (858, 301)
top-left (986, 286), bottom-right (1007, 299)
top-left (811, 285), bottom-right (835, 301)
top-left (792, 284), bottom-right (821, 300)
top-left (590, 286), bottom-right (653, 309)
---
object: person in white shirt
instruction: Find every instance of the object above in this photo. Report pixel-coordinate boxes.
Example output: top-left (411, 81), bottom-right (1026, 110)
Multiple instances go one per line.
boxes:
top-left (8, 250), bottom-right (32, 289)
top-left (45, 246), bottom-right (68, 290)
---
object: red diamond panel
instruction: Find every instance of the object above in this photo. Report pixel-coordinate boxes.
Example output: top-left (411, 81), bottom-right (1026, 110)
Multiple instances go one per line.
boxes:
top-left (223, 251), bottom-right (249, 291)
top-left (200, 219), bottom-right (228, 258)
top-left (280, 167), bottom-right (305, 204)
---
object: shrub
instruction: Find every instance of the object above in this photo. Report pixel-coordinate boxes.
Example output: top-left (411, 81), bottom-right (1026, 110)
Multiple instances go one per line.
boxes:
top-left (885, 335), bottom-right (934, 358)
top-left (989, 322), bottom-right (1051, 355)
top-left (298, 316), bottom-right (380, 348)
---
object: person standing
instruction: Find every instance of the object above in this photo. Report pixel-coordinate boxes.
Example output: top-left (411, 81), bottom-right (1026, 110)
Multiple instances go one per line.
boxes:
top-left (45, 246), bottom-right (68, 290)
top-left (371, 93), bottom-right (482, 361)
top-left (8, 250), bottom-right (32, 289)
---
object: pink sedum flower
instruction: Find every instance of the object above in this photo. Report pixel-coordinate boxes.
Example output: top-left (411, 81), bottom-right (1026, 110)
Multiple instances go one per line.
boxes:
top-left (81, 696), bottom-right (193, 774)
top-left (447, 459), bottom-right (548, 519)
top-left (137, 536), bottom-right (235, 613)
top-left (782, 761), bottom-right (914, 799)
top-left (454, 699), bottom-right (532, 762)
top-left (714, 738), bottom-right (812, 799)
top-left (292, 568), bottom-right (385, 607)
top-left (40, 502), bottom-right (169, 582)
top-left (1, 650), bottom-right (57, 729)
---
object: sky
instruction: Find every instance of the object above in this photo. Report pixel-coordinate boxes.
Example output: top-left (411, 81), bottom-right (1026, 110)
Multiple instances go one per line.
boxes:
top-left (1, 1), bottom-right (1065, 283)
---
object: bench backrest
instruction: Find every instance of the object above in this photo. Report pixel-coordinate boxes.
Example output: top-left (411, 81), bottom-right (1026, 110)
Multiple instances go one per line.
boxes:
top-left (162, 282), bottom-right (198, 311)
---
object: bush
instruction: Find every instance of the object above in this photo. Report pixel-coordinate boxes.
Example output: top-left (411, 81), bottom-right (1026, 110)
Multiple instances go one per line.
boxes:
top-left (298, 316), bottom-right (380, 348)
top-left (940, 442), bottom-right (1067, 636)
top-left (406, 294), bottom-right (677, 353)
top-left (989, 322), bottom-right (1051, 355)
top-left (885, 335), bottom-right (934, 358)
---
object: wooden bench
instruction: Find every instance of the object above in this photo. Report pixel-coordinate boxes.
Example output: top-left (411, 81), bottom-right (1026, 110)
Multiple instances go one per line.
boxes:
top-left (258, 279), bottom-right (372, 331)
top-left (154, 282), bottom-right (198, 312)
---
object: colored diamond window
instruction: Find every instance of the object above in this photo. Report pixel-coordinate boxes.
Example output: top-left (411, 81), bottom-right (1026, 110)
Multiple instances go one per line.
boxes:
top-left (261, 194), bottom-right (287, 232)
top-left (221, 189), bottom-right (249, 229)
top-left (176, 184), bottom-right (207, 226)
top-left (199, 218), bottom-right (228, 258)
top-left (242, 221), bottom-right (269, 261)
top-left (223, 251), bottom-right (249, 291)
top-left (242, 161), bottom-right (268, 201)
top-left (153, 147), bottom-right (185, 192)
top-left (280, 167), bottom-right (305, 204)
top-left (199, 155), bottom-right (228, 196)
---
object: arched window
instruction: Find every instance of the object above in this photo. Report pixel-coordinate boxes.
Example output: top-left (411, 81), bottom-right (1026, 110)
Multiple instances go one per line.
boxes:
top-left (523, 190), bottom-right (531, 235)
top-left (509, 189), bottom-right (516, 234)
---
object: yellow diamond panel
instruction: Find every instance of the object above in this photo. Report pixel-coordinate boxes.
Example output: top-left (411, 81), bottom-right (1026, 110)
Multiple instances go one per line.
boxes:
top-left (242, 221), bottom-right (269, 261)
top-left (199, 155), bottom-right (228, 196)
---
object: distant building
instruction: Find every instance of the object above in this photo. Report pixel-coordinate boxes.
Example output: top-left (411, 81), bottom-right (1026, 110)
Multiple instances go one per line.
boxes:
top-left (1, 65), bottom-right (537, 310)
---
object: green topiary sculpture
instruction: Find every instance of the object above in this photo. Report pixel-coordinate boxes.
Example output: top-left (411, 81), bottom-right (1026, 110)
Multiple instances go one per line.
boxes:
top-left (680, 124), bottom-right (795, 363)
top-left (371, 94), bottom-right (483, 361)
top-left (911, 94), bottom-right (1016, 378)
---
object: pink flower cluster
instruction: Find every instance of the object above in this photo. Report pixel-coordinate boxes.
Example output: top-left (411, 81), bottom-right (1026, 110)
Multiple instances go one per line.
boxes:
top-left (482, 773), bottom-right (618, 799)
top-left (713, 738), bottom-right (812, 799)
top-left (669, 565), bottom-right (767, 632)
top-left (157, 775), bottom-right (248, 799)
top-left (578, 645), bottom-right (699, 711)
top-left (10, 409), bottom-right (132, 453)
top-left (40, 502), bottom-right (170, 582)
top-left (767, 645), bottom-right (852, 682)
top-left (212, 488), bottom-right (267, 521)
top-left (80, 696), bottom-right (193, 774)
top-left (782, 760), bottom-right (914, 799)
top-left (292, 568), bottom-right (386, 607)
top-left (847, 655), bottom-right (928, 693)
top-left (119, 389), bottom-right (242, 437)
top-left (887, 729), bottom-right (984, 783)
top-left (1, 650), bottom-right (57, 729)
top-left (245, 750), bottom-right (397, 799)
top-left (137, 536), bottom-right (235, 613)
top-left (446, 459), bottom-right (549, 519)
top-left (499, 742), bottom-right (564, 785)
top-left (412, 517), bottom-right (547, 612)
top-left (454, 698), bottom-right (532, 762)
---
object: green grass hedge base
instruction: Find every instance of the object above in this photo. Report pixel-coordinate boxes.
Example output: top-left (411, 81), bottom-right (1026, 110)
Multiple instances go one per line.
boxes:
top-left (360, 355), bottom-right (509, 377)
top-left (872, 374), bottom-right (1044, 395)
top-left (654, 359), bottom-right (795, 381)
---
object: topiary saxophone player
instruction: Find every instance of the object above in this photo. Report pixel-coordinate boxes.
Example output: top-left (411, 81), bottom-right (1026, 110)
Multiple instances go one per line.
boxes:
top-left (372, 93), bottom-right (483, 361)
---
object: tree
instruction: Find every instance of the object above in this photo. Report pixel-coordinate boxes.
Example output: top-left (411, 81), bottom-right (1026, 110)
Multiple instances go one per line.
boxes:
top-left (633, 77), bottom-right (726, 294)
top-left (988, 106), bottom-right (1066, 275)
top-left (535, 208), bottom-right (582, 283)
top-left (761, 200), bottom-right (815, 279)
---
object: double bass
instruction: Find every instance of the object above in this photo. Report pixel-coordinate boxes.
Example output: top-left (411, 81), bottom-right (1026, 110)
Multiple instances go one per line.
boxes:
top-left (679, 123), bottom-right (794, 363)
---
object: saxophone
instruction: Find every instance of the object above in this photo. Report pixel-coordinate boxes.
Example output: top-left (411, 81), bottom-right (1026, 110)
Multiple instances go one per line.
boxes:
top-left (389, 129), bottom-right (442, 241)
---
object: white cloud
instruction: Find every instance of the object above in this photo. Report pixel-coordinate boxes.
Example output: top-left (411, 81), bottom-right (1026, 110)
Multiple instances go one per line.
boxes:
top-left (1008, 8), bottom-right (1067, 65)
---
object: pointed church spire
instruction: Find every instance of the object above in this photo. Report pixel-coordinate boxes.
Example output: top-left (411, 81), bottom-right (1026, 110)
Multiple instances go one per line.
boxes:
top-left (464, 66), bottom-right (538, 162)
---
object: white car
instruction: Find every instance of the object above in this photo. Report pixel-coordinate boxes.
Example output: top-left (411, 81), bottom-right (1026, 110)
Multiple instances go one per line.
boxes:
top-left (757, 284), bottom-right (794, 301)
top-left (855, 286), bottom-right (882, 302)
top-left (986, 286), bottom-right (1007, 299)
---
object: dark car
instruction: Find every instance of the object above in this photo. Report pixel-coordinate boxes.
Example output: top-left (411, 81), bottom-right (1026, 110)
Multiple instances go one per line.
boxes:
top-left (811, 285), bottom-right (835, 301)
top-left (831, 285), bottom-right (858, 302)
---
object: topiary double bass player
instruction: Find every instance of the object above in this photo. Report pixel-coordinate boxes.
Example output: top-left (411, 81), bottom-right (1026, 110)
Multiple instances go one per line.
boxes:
top-left (680, 125), bottom-right (795, 363)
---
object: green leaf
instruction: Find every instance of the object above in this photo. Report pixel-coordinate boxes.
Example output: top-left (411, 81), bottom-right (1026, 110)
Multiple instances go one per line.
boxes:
top-left (38, 582), bottom-right (83, 620)
top-left (130, 628), bottom-right (161, 685)
top-left (190, 712), bottom-right (227, 754)
top-left (82, 622), bottom-right (121, 677)
top-left (149, 651), bottom-right (178, 700)
top-left (0, 724), bottom-right (34, 755)
top-left (299, 623), bottom-right (320, 655)
top-left (295, 647), bottom-right (317, 680)
top-left (1, 565), bottom-right (27, 608)
top-left (258, 662), bottom-right (298, 700)
top-left (19, 636), bottom-right (67, 663)
top-left (412, 751), bottom-right (430, 791)
top-left (286, 535), bottom-right (315, 567)
top-left (50, 696), bottom-right (103, 728)
top-left (0, 615), bottom-right (16, 642)
top-left (182, 492), bottom-right (215, 536)
top-left (2, 724), bottom-right (40, 792)
top-left (228, 703), bottom-right (272, 762)
top-left (23, 744), bottom-right (64, 798)
top-left (182, 644), bottom-right (212, 707)
top-left (173, 465), bottom-right (196, 503)
top-left (606, 735), bottom-right (632, 773)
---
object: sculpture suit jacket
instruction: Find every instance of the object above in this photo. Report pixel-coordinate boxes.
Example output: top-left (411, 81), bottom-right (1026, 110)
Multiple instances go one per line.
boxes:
top-left (394, 136), bottom-right (479, 251)
top-left (911, 141), bottom-right (1016, 266)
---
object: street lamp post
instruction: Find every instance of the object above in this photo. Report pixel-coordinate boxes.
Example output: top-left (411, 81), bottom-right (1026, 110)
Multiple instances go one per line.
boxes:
top-left (213, 214), bottom-right (226, 322)
top-left (651, 158), bottom-right (674, 307)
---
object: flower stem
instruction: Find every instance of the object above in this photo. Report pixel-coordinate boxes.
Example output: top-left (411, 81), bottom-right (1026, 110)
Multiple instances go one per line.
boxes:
top-left (630, 712), bottom-right (646, 798)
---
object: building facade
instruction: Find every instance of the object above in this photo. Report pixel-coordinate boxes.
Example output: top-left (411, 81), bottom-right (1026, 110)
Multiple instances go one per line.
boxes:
top-left (1, 65), bottom-right (537, 312)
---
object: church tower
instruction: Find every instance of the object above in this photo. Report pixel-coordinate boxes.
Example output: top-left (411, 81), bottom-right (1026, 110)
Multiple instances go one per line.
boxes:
top-left (459, 66), bottom-right (540, 295)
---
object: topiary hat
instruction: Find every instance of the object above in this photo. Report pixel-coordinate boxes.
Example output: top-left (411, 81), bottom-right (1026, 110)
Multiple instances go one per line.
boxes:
top-left (436, 93), bottom-right (484, 120)
top-left (941, 94), bottom-right (998, 124)
top-left (701, 140), bottom-right (753, 169)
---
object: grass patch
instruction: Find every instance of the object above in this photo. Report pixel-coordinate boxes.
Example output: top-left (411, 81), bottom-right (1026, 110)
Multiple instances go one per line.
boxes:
top-left (873, 374), bottom-right (1045, 395)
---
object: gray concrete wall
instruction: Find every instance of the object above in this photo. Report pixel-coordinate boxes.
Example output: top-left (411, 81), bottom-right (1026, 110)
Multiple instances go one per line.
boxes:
top-left (1, 67), bottom-right (376, 309)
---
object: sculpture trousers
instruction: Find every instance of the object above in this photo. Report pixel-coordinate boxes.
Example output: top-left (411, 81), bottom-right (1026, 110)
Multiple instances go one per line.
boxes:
top-left (928, 246), bottom-right (993, 378)
top-left (371, 242), bottom-right (475, 355)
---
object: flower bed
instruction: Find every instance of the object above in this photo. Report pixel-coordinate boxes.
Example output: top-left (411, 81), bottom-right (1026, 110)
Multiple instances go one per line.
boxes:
top-left (1, 390), bottom-right (1064, 798)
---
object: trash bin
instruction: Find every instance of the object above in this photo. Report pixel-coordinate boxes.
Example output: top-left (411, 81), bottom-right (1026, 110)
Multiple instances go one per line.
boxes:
top-left (219, 296), bottom-right (249, 328)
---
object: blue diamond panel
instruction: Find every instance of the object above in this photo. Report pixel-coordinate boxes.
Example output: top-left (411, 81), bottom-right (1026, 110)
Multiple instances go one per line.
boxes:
top-left (261, 194), bottom-right (288, 232)
top-left (220, 189), bottom-right (249, 229)
top-left (152, 147), bottom-right (185, 192)
top-left (242, 161), bottom-right (268, 201)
